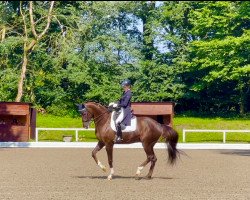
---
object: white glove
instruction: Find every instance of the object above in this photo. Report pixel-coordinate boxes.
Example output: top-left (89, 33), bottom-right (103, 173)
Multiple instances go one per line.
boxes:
top-left (109, 102), bottom-right (115, 106)
top-left (113, 103), bottom-right (118, 108)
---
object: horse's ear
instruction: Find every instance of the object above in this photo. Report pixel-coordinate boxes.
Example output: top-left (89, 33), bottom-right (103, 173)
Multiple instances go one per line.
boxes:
top-left (76, 103), bottom-right (85, 112)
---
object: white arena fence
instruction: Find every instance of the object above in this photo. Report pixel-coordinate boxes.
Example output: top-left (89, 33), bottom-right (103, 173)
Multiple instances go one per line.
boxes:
top-left (0, 127), bottom-right (248, 149)
top-left (36, 128), bottom-right (250, 144)
top-left (183, 129), bottom-right (250, 143)
top-left (35, 128), bottom-right (95, 142)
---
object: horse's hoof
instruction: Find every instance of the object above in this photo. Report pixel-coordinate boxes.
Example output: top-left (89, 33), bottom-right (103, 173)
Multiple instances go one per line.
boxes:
top-left (107, 175), bottom-right (112, 180)
top-left (101, 166), bottom-right (107, 172)
top-left (144, 176), bottom-right (152, 180)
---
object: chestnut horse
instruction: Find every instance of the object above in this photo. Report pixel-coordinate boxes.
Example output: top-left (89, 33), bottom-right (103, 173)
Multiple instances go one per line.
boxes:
top-left (79, 102), bottom-right (179, 180)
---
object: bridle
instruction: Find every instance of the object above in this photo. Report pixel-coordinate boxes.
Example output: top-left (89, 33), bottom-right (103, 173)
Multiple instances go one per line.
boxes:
top-left (80, 104), bottom-right (110, 125)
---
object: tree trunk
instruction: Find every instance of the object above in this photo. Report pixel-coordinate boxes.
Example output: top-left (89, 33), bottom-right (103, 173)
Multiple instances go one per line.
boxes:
top-left (239, 87), bottom-right (245, 115)
top-left (16, 46), bottom-right (28, 102)
top-left (141, 2), bottom-right (155, 61)
top-left (15, 1), bottom-right (55, 102)
top-left (1, 26), bottom-right (6, 42)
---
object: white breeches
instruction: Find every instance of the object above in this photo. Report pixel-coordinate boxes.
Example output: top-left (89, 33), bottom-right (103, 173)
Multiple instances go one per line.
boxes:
top-left (115, 108), bottom-right (124, 124)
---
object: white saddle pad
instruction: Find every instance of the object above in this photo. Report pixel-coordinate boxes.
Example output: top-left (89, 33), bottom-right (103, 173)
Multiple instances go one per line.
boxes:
top-left (110, 111), bottom-right (137, 132)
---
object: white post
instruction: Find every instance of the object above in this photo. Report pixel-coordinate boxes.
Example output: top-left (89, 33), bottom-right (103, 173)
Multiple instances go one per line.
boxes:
top-left (223, 131), bottom-right (226, 143)
top-left (76, 130), bottom-right (78, 142)
top-left (183, 130), bottom-right (186, 143)
top-left (35, 128), bottom-right (39, 142)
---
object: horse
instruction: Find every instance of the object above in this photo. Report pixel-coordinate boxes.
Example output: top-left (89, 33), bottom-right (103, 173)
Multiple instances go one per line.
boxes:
top-left (78, 101), bottom-right (179, 180)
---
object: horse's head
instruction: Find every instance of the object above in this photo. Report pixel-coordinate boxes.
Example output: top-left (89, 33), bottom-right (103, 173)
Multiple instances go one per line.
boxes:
top-left (77, 102), bottom-right (108, 128)
top-left (77, 103), bottom-right (93, 129)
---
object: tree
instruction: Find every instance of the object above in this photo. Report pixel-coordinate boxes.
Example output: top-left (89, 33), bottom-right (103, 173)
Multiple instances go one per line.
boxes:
top-left (0, 1), bottom-right (249, 115)
top-left (181, 1), bottom-right (250, 114)
top-left (16, 1), bottom-right (54, 102)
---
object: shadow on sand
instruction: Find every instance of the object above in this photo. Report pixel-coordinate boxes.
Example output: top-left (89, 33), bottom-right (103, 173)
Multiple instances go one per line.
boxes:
top-left (74, 175), bottom-right (174, 180)
top-left (220, 150), bottom-right (250, 157)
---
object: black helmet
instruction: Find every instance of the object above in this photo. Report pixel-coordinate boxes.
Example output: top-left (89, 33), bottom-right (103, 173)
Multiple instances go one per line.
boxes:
top-left (121, 79), bottom-right (131, 87)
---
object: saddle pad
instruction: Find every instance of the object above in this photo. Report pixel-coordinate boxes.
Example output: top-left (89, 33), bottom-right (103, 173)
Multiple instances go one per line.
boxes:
top-left (110, 112), bottom-right (137, 132)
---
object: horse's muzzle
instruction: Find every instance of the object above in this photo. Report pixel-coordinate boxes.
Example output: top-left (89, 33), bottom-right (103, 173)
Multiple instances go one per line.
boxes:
top-left (83, 121), bottom-right (90, 129)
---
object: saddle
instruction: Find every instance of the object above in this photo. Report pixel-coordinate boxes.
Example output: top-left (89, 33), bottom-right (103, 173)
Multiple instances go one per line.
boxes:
top-left (110, 108), bottom-right (137, 133)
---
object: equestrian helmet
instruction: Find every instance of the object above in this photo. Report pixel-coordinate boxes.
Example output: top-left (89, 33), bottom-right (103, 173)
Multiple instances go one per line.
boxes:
top-left (121, 79), bottom-right (131, 87)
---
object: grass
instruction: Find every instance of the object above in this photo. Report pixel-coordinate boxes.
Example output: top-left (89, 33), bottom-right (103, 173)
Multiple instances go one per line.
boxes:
top-left (36, 114), bottom-right (95, 142)
top-left (36, 114), bottom-right (250, 143)
top-left (174, 117), bottom-right (250, 143)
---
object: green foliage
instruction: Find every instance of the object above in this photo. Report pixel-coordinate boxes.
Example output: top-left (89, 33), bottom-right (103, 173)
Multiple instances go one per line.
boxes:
top-left (181, 2), bottom-right (250, 113)
top-left (0, 1), bottom-right (249, 115)
top-left (133, 60), bottom-right (185, 101)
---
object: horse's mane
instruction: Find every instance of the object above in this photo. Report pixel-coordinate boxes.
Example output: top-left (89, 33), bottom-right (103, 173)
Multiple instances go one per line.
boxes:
top-left (85, 101), bottom-right (108, 109)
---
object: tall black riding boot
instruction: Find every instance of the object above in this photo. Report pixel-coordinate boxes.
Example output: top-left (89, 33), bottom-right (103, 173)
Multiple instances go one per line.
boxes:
top-left (115, 122), bottom-right (123, 143)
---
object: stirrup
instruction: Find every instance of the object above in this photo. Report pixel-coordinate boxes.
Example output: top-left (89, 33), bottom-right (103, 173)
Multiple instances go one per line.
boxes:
top-left (114, 136), bottom-right (123, 143)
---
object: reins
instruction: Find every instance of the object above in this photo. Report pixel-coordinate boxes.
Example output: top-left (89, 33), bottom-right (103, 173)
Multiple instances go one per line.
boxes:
top-left (92, 110), bottom-right (110, 124)
top-left (83, 107), bottom-right (110, 125)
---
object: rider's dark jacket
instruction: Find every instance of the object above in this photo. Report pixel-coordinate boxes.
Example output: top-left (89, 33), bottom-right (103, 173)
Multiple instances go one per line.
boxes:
top-left (118, 89), bottom-right (132, 126)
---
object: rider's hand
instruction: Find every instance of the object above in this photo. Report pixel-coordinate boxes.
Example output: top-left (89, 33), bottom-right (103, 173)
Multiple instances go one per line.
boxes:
top-left (109, 102), bottom-right (115, 106)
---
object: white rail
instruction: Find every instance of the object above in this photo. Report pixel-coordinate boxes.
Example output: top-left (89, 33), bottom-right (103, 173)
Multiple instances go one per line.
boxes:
top-left (183, 129), bottom-right (250, 143)
top-left (35, 128), bottom-right (95, 142)
top-left (36, 128), bottom-right (250, 143)
top-left (0, 142), bottom-right (249, 149)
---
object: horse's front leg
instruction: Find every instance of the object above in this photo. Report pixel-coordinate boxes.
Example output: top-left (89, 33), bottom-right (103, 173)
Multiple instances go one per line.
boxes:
top-left (105, 143), bottom-right (114, 180)
top-left (92, 141), bottom-right (106, 172)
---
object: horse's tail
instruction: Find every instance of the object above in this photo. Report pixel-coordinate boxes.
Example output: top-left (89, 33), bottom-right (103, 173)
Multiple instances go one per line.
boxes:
top-left (161, 125), bottom-right (179, 165)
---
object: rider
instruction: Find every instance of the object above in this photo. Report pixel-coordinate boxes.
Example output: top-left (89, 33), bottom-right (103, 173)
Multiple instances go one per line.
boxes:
top-left (112, 79), bottom-right (132, 143)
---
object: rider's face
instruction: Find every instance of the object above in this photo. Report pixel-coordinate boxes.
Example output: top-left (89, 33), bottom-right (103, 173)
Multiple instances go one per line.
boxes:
top-left (123, 85), bottom-right (130, 91)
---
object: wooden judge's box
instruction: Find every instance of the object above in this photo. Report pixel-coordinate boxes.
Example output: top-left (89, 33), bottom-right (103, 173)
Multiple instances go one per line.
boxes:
top-left (131, 102), bottom-right (175, 127)
top-left (0, 102), bottom-right (36, 142)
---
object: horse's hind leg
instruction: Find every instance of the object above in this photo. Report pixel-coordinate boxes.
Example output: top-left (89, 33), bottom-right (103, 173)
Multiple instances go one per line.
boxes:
top-left (135, 157), bottom-right (150, 179)
top-left (145, 151), bottom-right (157, 179)
top-left (92, 141), bottom-right (106, 172)
top-left (135, 142), bottom-right (157, 179)
top-left (143, 143), bottom-right (157, 179)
